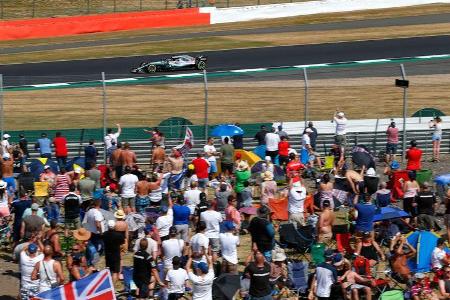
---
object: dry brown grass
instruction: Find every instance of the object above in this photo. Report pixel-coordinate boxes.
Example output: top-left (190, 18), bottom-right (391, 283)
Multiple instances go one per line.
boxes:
top-left (4, 74), bottom-right (450, 130)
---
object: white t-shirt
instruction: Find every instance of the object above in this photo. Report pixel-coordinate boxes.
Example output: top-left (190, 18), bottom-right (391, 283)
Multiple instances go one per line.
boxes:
top-left (302, 134), bottom-right (311, 150)
top-left (203, 145), bottom-right (217, 162)
top-left (166, 268), bottom-right (189, 294)
top-left (288, 186), bottom-right (306, 214)
top-left (104, 132), bottom-right (120, 149)
top-left (315, 265), bottom-right (335, 297)
top-left (20, 251), bottom-right (44, 289)
top-left (133, 237), bottom-right (158, 256)
top-left (190, 233), bottom-right (209, 262)
top-left (156, 208), bottom-right (174, 237)
top-left (432, 122), bottom-right (443, 136)
top-left (200, 210), bottom-right (223, 239)
top-left (219, 232), bottom-right (240, 264)
top-left (84, 208), bottom-right (105, 234)
top-left (432, 247), bottom-right (446, 269)
top-left (265, 132), bottom-right (280, 151)
top-left (162, 238), bottom-right (184, 269)
top-left (119, 173), bottom-right (139, 198)
top-left (184, 189), bottom-right (202, 214)
top-left (188, 268), bottom-right (215, 300)
top-left (334, 117), bottom-right (348, 135)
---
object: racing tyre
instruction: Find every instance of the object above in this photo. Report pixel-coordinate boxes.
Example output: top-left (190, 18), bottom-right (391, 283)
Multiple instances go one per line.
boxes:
top-left (146, 64), bottom-right (157, 73)
top-left (196, 60), bottom-right (207, 70)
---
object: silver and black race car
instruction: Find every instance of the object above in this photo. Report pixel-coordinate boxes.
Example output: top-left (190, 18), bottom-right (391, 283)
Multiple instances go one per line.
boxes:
top-left (130, 54), bottom-right (207, 73)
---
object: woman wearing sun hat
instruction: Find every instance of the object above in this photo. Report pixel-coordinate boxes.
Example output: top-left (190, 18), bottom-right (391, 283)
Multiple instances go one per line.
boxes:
top-left (261, 171), bottom-right (276, 205)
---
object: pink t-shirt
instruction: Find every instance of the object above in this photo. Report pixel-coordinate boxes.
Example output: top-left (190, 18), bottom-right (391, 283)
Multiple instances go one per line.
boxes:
top-left (386, 127), bottom-right (399, 144)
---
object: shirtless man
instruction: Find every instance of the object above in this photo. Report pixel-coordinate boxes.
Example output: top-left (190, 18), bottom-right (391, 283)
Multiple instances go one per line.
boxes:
top-left (111, 143), bottom-right (123, 180)
top-left (148, 173), bottom-right (163, 206)
top-left (152, 145), bottom-right (166, 172)
top-left (120, 143), bottom-right (137, 169)
top-left (135, 174), bottom-right (150, 213)
top-left (318, 200), bottom-right (335, 243)
top-left (343, 168), bottom-right (365, 203)
top-left (1, 152), bottom-right (15, 202)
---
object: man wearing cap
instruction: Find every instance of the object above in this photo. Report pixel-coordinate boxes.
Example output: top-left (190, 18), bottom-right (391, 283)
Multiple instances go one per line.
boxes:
top-left (161, 226), bottom-right (185, 272)
top-left (172, 194), bottom-right (191, 243)
top-left (103, 220), bottom-right (125, 283)
top-left (333, 110), bottom-right (348, 147)
top-left (219, 221), bottom-right (240, 274)
top-left (84, 139), bottom-right (98, 170)
top-left (192, 151), bottom-right (210, 190)
top-left (265, 127), bottom-right (280, 163)
top-left (416, 182), bottom-right (439, 230)
top-left (21, 203), bottom-right (45, 240)
top-left (288, 182), bottom-right (307, 228)
top-left (310, 249), bottom-right (338, 300)
top-left (406, 140), bottom-right (422, 171)
top-left (35, 133), bottom-right (52, 159)
top-left (20, 243), bottom-right (44, 299)
top-left (1, 133), bottom-right (11, 154)
top-left (119, 166), bottom-right (139, 214)
top-left (156, 197), bottom-right (174, 241)
top-left (200, 201), bottom-right (223, 263)
top-left (186, 252), bottom-right (215, 299)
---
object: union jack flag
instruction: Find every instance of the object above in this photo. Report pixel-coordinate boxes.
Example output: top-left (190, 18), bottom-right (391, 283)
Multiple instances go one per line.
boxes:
top-left (175, 127), bottom-right (194, 158)
top-left (33, 269), bottom-right (116, 300)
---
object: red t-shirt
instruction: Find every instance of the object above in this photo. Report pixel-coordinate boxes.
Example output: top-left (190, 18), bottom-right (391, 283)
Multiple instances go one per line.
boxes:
top-left (192, 158), bottom-right (209, 179)
top-left (53, 137), bottom-right (68, 157)
top-left (278, 141), bottom-right (290, 156)
top-left (286, 160), bottom-right (304, 177)
top-left (406, 147), bottom-right (422, 171)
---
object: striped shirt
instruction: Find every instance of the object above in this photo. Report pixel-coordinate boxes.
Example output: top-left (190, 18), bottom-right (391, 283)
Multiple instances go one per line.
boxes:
top-left (54, 174), bottom-right (70, 201)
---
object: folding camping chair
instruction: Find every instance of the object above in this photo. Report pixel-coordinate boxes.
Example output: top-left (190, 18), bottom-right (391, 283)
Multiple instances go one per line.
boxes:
top-left (287, 260), bottom-right (309, 296)
top-left (353, 257), bottom-right (390, 297)
top-left (379, 289), bottom-right (404, 300)
top-left (328, 224), bottom-right (354, 254)
top-left (320, 155), bottom-right (335, 173)
top-left (278, 224), bottom-right (315, 261)
top-left (310, 243), bottom-right (325, 266)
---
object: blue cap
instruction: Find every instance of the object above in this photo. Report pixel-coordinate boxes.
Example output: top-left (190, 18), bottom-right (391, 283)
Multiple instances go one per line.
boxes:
top-left (28, 243), bottom-right (38, 254)
top-left (144, 224), bottom-right (153, 234)
top-left (160, 206), bottom-right (169, 213)
top-left (195, 262), bottom-right (209, 273)
top-left (390, 160), bottom-right (400, 170)
top-left (223, 221), bottom-right (235, 231)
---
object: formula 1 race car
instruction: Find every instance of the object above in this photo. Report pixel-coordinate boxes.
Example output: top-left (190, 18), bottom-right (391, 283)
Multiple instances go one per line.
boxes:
top-left (130, 54), bottom-right (207, 73)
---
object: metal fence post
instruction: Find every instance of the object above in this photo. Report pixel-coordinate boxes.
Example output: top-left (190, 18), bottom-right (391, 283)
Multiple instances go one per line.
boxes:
top-left (203, 69), bottom-right (209, 141)
top-left (400, 64), bottom-right (408, 162)
top-left (1, 0), bottom-right (4, 19)
top-left (303, 68), bottom-right (309, 129)
top-left (101, 72), bottom-right (108, 163)
top-left (139, 0), bottom-right (143, 10)
top-left (86, 0), bottom-right (90, 14)
top-left (32, 0), bottom-right (36, 17)
top-left (113, 0), bottom-right (117, 12)
top-left (0, 74), bottom-right (4, 139)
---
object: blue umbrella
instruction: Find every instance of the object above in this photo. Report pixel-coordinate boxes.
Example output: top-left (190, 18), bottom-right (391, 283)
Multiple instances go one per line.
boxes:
top-left (435, 173), bottom-right (450, 186)
top-left (373, 206), bottom-right (410, 222)
top-left (211, 124), bottom-right (244, 137)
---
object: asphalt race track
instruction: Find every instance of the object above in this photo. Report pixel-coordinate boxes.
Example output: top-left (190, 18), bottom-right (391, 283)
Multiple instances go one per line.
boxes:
top-left (2, 35), bottom-right (450, 86)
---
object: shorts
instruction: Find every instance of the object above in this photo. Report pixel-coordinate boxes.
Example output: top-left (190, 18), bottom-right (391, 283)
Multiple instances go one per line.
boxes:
top-left (121, 197), bottom-right (135, 208)
top-left (403, 197), bottom-right (416, 216)
top-left (208, 160), bottom-right (217, 174)
top-left (432, 133), bottom-right (442, 141)
top-left (221, 162), bottom-right (233, 174)
top-left (335, 134), bottom-right (346, 146)
top-left (105, 255), bottom-right (121, 273)
top-left (175, 224), bottom-right (189, 242)
top-left (319, 231), bottom-right (333, 243)
top-left (3, 176), bottom-right (16, 195)
top-left (198, 178), bottom-right (208, 189)
top-left (135, 196), bottom-right (150, 212)
top-left (209, 238), bottom-right (220, 253)
top-left (134, 280), bottom-right (149, 298)
top-left (221, 258), bottom-right (238, 274)
top-left (289, 213), bottom-right (305, 228)
top-left (386, 143), bottom-right (398, 154)
top-left (0, 206), bottom-right (10, 217)
top-left (65, 217), bottom-right (80, 230)
top-left (20, 285), bottom-right (39, 300)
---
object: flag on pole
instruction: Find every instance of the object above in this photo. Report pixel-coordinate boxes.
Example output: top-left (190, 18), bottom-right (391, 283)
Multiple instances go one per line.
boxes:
top-left (33, 269), bottom-right (116, 300)
top-left (175, 127), bottom-right (194, 158)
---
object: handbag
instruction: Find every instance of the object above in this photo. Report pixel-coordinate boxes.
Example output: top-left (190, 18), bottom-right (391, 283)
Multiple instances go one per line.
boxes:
top-left (42, 261), bottom-right (59, 289)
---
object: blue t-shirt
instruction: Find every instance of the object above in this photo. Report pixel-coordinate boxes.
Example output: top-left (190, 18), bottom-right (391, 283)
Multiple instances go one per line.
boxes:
top-left (37, 138), bottom-right (51, 155)
top-left (355, 203), bottom-right (376, 232)
top-left (11, 198), bottom-right (32, 225)
top-left (173, 204), bottom-right (190, 225)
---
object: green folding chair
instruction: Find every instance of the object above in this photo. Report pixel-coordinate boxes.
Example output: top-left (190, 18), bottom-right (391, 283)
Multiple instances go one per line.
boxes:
top-left (310, 243), bottom-right (325, 266)
top-left (380, 289), bottom-right (404, 300)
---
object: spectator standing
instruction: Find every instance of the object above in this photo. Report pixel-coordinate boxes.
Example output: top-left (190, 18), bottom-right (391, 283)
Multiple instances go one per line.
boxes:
top-left (244, 251), bottom-right (272, 300)
top-left (225, 195), bottom-right (241, 229)
top-left (111, 143), bottom-right (123, 179)
top-left (104, 124), bottom-right (121, 152)
top-left (288, 182), bottom-right (306, 228)
top-left (52, 132), bottom-right (68, 169)
top-left (192, 152), bottom-right (210, 190)
top-left (431, 238), bottom-right (448, 270)
top-left (234, 161), bottom-right (251, 205)
top-left (310, 250), bottom-right (337, 300)
top-left (35, 133), bottom-right (52, 159)
top-left (354, 194), bottom-right (376, 235)
top-left (203, 137), bottom-right (218, 178)
top-left (254, 125), bottom-right (268, 146)
top-left (261, 171), bottom-right (276, 205)
top-left (21, 203), bottom-right (45, 240)
top-left (400, 171), bottom-right (420, 219)
top-left (232, 123), bottom-right (244, 150)
top-left (190, 221), bottom-right (209, 264)
top-left (63, 184), bottom-right (82, 232)
top-left (133, 225), bottom-right (159, 260)
top-left (120, 142), bottom-right (137, 168)
top-left (119, 166), bottom-right (139, 214)
top-left (308, 121), bottom-right (318, 150)
top-left (248, 206), bottom-right (275, 261)
top-left (103, 220), bottom-right (125, 283)
top-left (386, 121), bottom-right (399, 162)
top-left (165, 256), bottom-right (189, 300)
top-left (200, 201), bottom-right (223, 263)
top-left (31, 245), bottom-right (65, 294)
top-left (265, 127), bottom-right (280, 163)
top-left (318, 200), bottom-right (335, 244)
top-left (152, 144), bottom-right (166, 172)
top-left (416, 182), bottom-right (438, 230)
top-left (215, 183), bottom-right (231, 214)
top-left (184, 181), bottom-right (202, 216)
top-left (20, 243), bottom-right (43, 299)
top-left (276, 125), bottom-right (289, 139)
top-left (11, 191), bottom-right (32, 246)
top-left (172, 195), bottom-right (191, 243)
top-left (429, 116), bottom-right (442, 162)
top-left (156, 199), bottom-right (174, 241)
top-left (278, 136), bottom-right (290, 168)
top-left (19, 134), bottom-right (29, 164)
top-left (220, 137), bottom-right (234, 177)
top-left (161, 226), bottom-right (185, 271)
top-left (219, 221), bottom-right (240, 274)
top-left (54, 167), bottom-right (71, 203)
top-left (1, 133), bottom-right (11, 154)
top-left (84, 199), bottom-right (105, 253)
top-left (84, 139), bottom-right (98, 170)
top-left (333, 110), bottom-right (348, 147)
top-left (186, 254), bottom-right (215, 300)
top-left (78, 171), bottom-right (96, 204)
top-left (406, 140), bottom-right (422, 171)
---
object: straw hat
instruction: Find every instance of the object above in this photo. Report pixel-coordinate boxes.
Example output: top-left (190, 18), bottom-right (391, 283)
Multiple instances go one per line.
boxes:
top-left (236, 160), bottom-right (249, 171)
top-left (114, 209), bottom-right (126, 219)
top-left (262, 171), bottom-right (274, 181)
top-left (73, 228), bottom-right (91, 241)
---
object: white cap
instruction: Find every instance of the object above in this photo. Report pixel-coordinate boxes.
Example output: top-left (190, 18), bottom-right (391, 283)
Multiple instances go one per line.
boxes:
top-left (366, 167), bottom-right (376, 176)
top-left (107, 220), bottom-right (116, 229)
top-left (265, 156), bottom-right (271, 161)
top-left (3, 134), bottom-right (10, 139)
top-left (305, 128), bottom-right (313, 133)
top-left (337, 112), bottom-right (345, 117)
top-left (2, 152), bottom-right (10, 159)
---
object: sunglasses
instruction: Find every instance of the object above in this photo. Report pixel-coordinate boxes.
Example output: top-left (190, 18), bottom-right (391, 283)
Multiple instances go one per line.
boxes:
top-left (72, 248), bottom-right (80, 251)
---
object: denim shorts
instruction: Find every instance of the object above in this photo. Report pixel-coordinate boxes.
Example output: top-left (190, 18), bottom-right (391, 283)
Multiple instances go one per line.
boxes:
top-left (432, 133), bottom-right (442, 141)
top-left (386, 143), bottom-right (398, 154)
